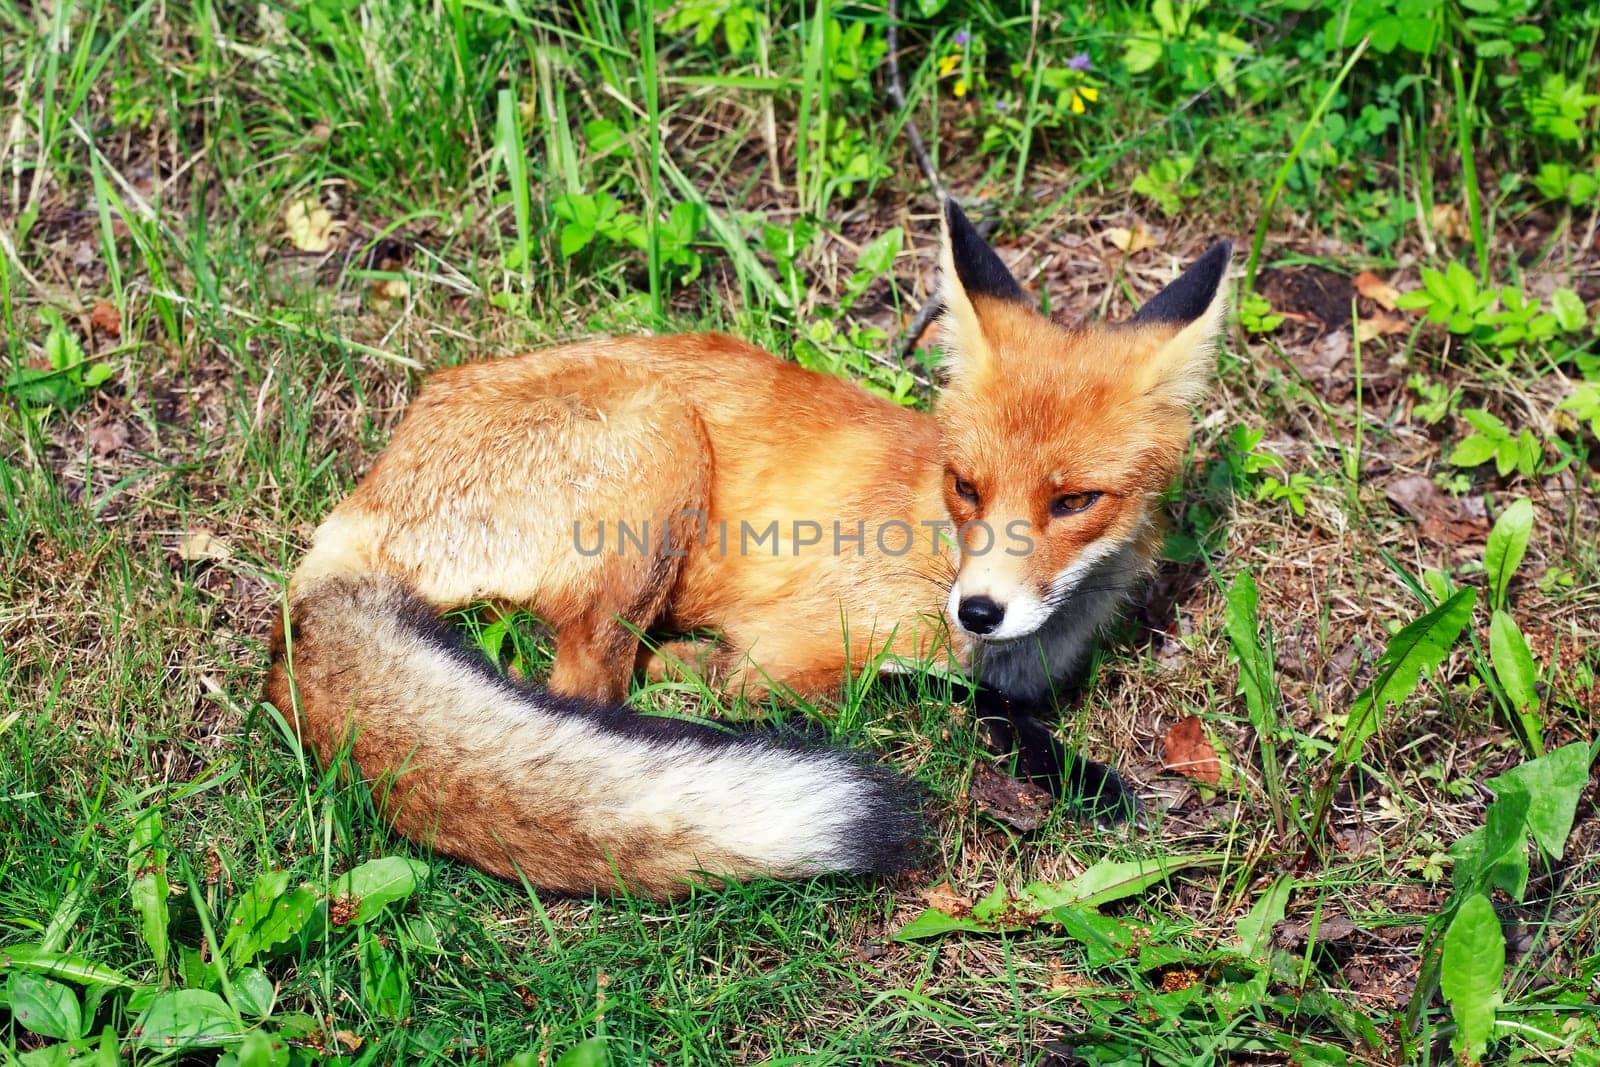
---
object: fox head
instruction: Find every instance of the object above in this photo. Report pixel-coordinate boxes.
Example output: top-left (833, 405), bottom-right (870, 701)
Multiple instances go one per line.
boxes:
top-left (933, 199), bottom-right (1231, 645)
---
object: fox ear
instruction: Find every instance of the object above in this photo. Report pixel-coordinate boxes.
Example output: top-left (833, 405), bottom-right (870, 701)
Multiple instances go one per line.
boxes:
top-left (1131, 240), bottom-right (1232, 404)
top-left (938, 199), bottom-right (1028, 386)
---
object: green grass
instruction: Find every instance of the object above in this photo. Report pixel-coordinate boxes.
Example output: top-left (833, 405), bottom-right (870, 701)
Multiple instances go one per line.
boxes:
top-left (4, 0), bottom-right (1600, 1064)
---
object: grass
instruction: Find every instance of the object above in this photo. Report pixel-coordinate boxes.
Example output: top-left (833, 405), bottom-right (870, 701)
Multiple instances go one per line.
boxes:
top-left (3, 0), bottom-right (1599, 1064)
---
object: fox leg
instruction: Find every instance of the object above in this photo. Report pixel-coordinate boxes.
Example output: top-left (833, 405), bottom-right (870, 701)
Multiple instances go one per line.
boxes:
top-left (971, 687), bottom-right (1138, 825)
top-left (708, 628), bottom-right (862, 705)
top-left (637, 628), bottom-right (832, 705)
top-left (546, 511), bottom-right (705, 704)
top-left (549, 611), bottom-right (651, 704)
top-left (637, 637), bottom-right (736, 690)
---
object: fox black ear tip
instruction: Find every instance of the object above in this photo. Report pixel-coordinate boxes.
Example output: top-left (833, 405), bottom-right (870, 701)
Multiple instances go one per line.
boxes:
top-left (1131, 239), bottom-right (1234, 324)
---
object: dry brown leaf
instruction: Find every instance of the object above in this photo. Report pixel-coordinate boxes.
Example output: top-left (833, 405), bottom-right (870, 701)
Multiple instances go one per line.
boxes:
top-left (369, 277), bottom-right (409, 308)
top-left (1106, 222), bottom-right (1157, 254)
top-left (1355, 310), bottom-right (1411, 343)
top-left (1275, 913), bottom-right (1361, 948)
top-left (1353, 271), bottom-right (1401, 311)
top-left (1161, 969), bottom-right (1201, 993)
top-left (1430, 203), bottom-right (1471, 241)
top-left (283, 197), bottom-right (342, 253)
top-left (1048, 969), bottom-right (1097, 993)
top-left (1421, 514), bottom-right (1490, 546)
top-left (1161, 715), bottom-right (1221, 786)
top-left (1384, 475), bottom-right (1489, 546)
top-left (920, 881), bottom-right (973, 917)
top-left (89, 300), bottom-right (121, 337)
top-left (969, 761), bottom-right (1054, 831)
top-left (1290, 329), bottom-right (1352, 400)
top-left (177, 528), bottom-right (233, 562)
top-left (90, 420), bottom-right (129, 456)
top-left (1383, 474), bottom-right (1448, 522)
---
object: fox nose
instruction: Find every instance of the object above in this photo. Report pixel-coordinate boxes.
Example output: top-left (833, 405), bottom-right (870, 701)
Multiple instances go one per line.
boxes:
top-left (957, 595), bottom-right (1005, 636)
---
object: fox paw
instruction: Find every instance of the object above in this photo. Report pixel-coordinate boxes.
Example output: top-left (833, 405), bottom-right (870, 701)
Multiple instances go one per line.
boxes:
top-left (974, 690), bottom-right (1139, 828)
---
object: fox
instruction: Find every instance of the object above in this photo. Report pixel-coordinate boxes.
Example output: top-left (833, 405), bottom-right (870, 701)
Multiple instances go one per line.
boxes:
top-left (265, 200), bottom-right (1231, 897)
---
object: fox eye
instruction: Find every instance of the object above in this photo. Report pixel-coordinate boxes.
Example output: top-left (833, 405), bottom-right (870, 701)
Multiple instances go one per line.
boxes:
top-left (1051, 491), bottom-right (1101, 517)
top-left (952, 475), bottom-right (980, 505)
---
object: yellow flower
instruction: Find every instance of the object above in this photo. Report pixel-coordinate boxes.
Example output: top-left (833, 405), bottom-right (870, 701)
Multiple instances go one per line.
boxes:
top-left (954, 77), bottom-right (968, 98)
top-left (938, 53), bottom-right (960, 77)
top-left (1070, 85), bottom-right (1099, 114)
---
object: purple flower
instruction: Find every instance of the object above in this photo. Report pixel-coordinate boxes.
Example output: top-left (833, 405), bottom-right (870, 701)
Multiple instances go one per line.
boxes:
top-left (1067, 52), bottom-right (1092, 71)
top-left (953, 29), bottom-right (970, 45)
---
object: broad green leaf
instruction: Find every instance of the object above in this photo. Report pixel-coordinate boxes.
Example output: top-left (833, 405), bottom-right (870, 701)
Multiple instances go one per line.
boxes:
top-left (1447, 434), bottom-right (1498, 468)
top-left (662, 201), bottom-right (702, 244)
top-left (17, 1043), bottom-right (74, 1067)
top-left (1338, 588), bottom-right (1476, 764)
top-left (179, 944), bottom-right (216, 992)
top-left (1516, 429), bottom-right (1542, 476)
top-left (220, 1029), bottom-right (291, 1067)
top-left (1493, 437), bottom-right (1519, 477)
top-left (1233, 876), bottom-right (1293, 964)
top-left (1452, 789), bottom-right (1531, 901)
top-left (1488, 610), bottom-right (1540, 752)
top-left (232, 967), bottom-right (276, 1018)
top-left (7, 972), bottom-right (82, 1041)
top-left (1462, 408), bottom-right (1509, 437)
top-left (1152, 0), bottom-right (1179, 35)
top-left (854, 226), bottom-right (903, 279)
top-left (39, 880), bottom-right (89, 954)
top-left (897, 859), bottom-right (1218, 942)
top-left (1398, 15), bottom-right (1437, 52)
top-left (1025, 854), bottom-right (1222, 910)
top-left (358, 927), bottom-right (408, 1021)
top-left (559, 222), bottom-right (595, 257)
top-left (1484, 498), bottom-right (1534, 611)
top-left (1419, 267), bottom-right (1452, 306)
top-left (1393, 288), bottom-right (1435, 312)
top-left (1368, 17), bottom-right (1401, 52)
top-left (1445, 261), bottom-right (1478, 304)
top-left (0, 945), bottom-right (135, 988)
top-left (1224, 570), bottom-right (1273, 732)
top-left (131, 989), bottom-right (243, 1049)
top-left (1441, 894), bottom-right (1504, 1064)
top-left (1052, 905), bottom-right (1142, 968)
top-left (554, 1037), bottom-right (610, 1067)
top-left (967, 882), bottom-right (1013, 922)
top-left (1122, 32), bottom-right (1163, 73)
top-left (41, 309), bottom-right (84, 370)
top-left (330, 858), bottom-right (429, 926)
top-left (222, 871), bottom-right (287, 957)
top-left (892, 908), bottom-right (994, 941)
top-left (223, 873), bottom-right (317, 967)
top-left (895, 883), bottom-right (1023, 941)
top-left (127, 808), bottom-right (170, 971)
top-left (1487, 742), bottom-right (1593, 862)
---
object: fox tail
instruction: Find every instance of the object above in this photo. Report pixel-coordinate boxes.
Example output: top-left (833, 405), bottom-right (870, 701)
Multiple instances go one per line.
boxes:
top-left (265, 575), bottom-right (925, 897)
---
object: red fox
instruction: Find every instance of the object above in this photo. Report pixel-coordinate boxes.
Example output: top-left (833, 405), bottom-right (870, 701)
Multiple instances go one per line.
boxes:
top-left (265, 201), bottom-right (1230, 897)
